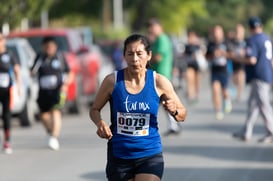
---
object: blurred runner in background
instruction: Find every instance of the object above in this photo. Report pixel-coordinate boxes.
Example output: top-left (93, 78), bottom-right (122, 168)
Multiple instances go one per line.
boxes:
top-left (31, 37), bottom-right (72, 150)
top-left (147, 18), bottom-right (182, 136)
top-left (183, 31), bottom-right (203, 105)
top-left (171, 36), bottom-right (187, 90)
top-left (0, 32), bottom-right (21, 154)
top-left (227, 24), bottom-right (246, 102)
top-left (111, 41), bottom-right (127, 70)
top-left (206, 25), bottom-right (232, 120)
top-left (233, 17), bottom-right (273, 143)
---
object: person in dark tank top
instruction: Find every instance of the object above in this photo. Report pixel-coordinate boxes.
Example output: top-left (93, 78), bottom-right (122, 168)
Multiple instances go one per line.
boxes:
top-left (31, 36), bottom-right (73, 151)
top-left (0, 32), bottom-right (21, 154)
top-left (206, 25), bottom-right (233, 120)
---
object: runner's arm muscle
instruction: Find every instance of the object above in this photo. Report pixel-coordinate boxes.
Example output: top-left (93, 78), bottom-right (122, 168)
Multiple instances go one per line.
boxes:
top-left (156, 74), bottom-right (187, 122)
top-left (89, 73), bottom-right (115, 139)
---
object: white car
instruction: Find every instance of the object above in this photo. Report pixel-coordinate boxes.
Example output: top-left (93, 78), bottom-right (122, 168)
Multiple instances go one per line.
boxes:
top-left (6, 38), bottom-right (37, 126)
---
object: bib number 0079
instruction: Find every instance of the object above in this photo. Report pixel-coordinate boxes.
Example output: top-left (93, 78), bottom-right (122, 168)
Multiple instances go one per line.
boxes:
top-left (118, 117), bottom-right (146, 127)
top-left (117, 112), bottom-right (150, 136)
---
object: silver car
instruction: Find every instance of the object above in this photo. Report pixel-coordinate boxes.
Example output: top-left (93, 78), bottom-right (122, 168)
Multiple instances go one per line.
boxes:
top-left (6, 38), bottom-right (37, 126)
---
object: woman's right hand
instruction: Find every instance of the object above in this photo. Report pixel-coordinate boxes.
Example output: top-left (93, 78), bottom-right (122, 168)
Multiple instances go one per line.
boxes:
top-left (96, 120), bottom-right (113, 140)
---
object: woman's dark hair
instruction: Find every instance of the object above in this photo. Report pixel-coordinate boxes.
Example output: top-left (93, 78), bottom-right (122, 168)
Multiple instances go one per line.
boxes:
top-left (123, 34), bottom-right (151, 56)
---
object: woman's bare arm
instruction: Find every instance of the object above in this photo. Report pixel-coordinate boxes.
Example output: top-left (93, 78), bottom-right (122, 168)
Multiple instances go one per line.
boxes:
top-left (156, 74), bottom-right (187, 122)
top-left (13, 64), bottom-right (22, 96)
top-left (89, 73), bottom-right (115, 139)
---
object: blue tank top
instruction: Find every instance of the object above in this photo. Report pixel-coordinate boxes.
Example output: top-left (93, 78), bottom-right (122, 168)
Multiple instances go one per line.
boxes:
top-left (109, 69), bottom-right (162, 159)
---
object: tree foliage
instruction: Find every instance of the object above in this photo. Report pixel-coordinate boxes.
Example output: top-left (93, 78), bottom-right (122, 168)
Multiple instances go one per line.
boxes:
top-left (189, 0), bottom-right (265, 36)
top-left (0, 0), bottom-right (54, 28)
top-left (125, 0), bottom-right (207, 34)
top-left (2, 0), bottom-right (273, 37)
top-left (48, 0), bottom-right (273, 36)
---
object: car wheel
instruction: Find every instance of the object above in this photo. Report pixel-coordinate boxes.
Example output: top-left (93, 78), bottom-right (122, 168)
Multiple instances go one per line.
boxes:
top-left (68, 100), bottom-right (80, 114)
top-left (18, 102), bottom-right (31, 127)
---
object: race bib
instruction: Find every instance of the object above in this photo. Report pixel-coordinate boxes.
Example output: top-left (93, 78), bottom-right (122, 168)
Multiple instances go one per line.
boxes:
top-left (0, 73), bottom-right (10, 88)
top-left (40, 75), bottom-right (58, 89)
top-left (1, 54), bottom-right (10, 63)
top-left (117, 112), bottom-right (150, 136)
top-left (214, 57), bottom-right (227, 66)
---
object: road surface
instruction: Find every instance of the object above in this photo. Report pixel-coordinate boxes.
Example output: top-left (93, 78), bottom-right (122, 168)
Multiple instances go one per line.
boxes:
top-left (1, 72), bottom-right (273, 181)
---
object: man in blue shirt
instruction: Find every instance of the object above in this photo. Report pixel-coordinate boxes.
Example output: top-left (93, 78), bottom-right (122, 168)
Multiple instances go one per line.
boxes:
top-left (233, 17), bottom-right (273, 143)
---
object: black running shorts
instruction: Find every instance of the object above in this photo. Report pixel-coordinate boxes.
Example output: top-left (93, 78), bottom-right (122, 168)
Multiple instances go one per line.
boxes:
top-left (106, 152), bottom-right (164, 181)
top-left (37, 89), bottom-right (60, 112)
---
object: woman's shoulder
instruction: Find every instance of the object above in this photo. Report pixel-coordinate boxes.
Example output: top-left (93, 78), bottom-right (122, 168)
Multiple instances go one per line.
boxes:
top-left (103, 72), bottom-right (116, 84)
top-left (98, 72), bottom-right (117, 95)
top-left (153, 72), bottom-right (175, 98)
top-left (154, 72), bottom-right (172, 90)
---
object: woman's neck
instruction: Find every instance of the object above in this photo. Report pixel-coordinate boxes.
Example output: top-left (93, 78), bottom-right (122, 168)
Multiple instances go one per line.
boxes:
top-left (124, 68), bottom-right (146, 84)
top-left (124, 68), bottom-right (147, 94)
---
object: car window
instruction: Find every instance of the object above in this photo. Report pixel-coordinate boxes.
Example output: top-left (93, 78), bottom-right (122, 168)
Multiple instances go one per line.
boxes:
top-left (27, 36), bottom-right (70, 53)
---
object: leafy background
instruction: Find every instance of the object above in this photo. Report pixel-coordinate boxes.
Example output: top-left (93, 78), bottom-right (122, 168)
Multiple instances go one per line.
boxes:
top-left (1, 0), bottom-right (273, 39)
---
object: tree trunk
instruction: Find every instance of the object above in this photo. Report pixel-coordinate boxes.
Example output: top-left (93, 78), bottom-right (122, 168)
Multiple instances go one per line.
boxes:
top-left (132, 0), bottom-right (150, 32)
top-left (102, 0), bottom-right (112, 32)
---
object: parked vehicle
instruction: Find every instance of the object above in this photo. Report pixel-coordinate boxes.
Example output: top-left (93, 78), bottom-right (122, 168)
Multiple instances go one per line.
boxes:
top-left (8, 28), bottom-right (100, 112)
top-left (71, 28), bottom-right (101, 103)
top-left (5, 38), bottom-right (36, 126)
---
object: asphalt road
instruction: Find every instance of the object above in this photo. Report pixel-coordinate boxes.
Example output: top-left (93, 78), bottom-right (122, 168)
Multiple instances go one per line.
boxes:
top-left (1, 71), bottom-right (273, 181)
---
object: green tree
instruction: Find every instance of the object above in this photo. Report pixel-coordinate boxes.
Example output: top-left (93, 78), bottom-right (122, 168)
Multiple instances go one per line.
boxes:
top-left (0, 0), bottom-right (54, 28)
top-left (189, 0), bottom-right (266, 36)
top-left (125, 0), bottom-right (207, 34)
top-left (7, 0), bottom-right (273, 38)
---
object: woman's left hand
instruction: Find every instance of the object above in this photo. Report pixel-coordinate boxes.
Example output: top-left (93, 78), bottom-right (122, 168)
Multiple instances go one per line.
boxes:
top-left (162, 99), bottom-right (177, 115)
top-left (96, 120), bottom-right (113, 140)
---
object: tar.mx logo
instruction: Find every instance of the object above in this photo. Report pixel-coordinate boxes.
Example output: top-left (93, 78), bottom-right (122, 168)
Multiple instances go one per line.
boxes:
top-left (124, 96), bottom-right (150, 112)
